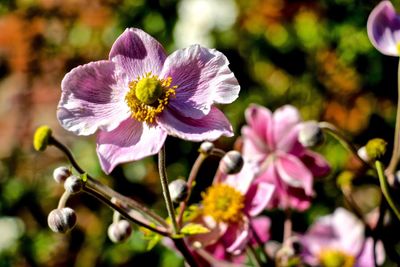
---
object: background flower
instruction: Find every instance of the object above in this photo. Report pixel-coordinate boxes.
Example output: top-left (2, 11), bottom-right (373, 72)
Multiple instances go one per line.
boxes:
top-left (241, 104), bottom-right (330, 211)
top-left (300, 208), bottom-right (385, 267)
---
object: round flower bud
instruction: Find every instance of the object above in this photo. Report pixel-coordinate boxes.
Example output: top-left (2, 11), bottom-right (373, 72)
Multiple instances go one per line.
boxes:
top-left (53, 167), bottom-right (71, 184)
top-left (33, 125), bottom-right (52, 151)
top-left (47, 207), bottom-right (77, 233)
top-left (365, 138), bottom-right (387, 160)
top-left (168, 179), bottom-right (189, 203)
top-left (298, 121), bottom-right (324, 147)
top-left (199, 142), bottom-right (214, 155)
top-left (108, 220), bottom-right (132, 243)
top-left (64, 175), bottom-right (83, 194)
top-left (357, 146), bottom-right (370, 163)
top-left (219, 150), bottom-right (244, 175)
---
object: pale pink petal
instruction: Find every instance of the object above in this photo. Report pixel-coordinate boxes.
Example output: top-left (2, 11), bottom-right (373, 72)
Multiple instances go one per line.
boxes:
top-left (223, 162), bottom-right (257, 195)
top-left (241, 126), bottom-right (270, 163)
top-left (222, 220), bottom-right (250, 255)
top-left (275, 154), bottom-right (314, 196)
top-left (109, 28), bottom-right (167, 80)
top-left (244, 181), bottom-right (275, 216)
top-left (160, 45), bottom-right (239, 119)
top-left (367, 1), bottom-right (400, 56)
top-left (189, 216), bottom-right (228, 248)
top-left (57, 60), bottom-right (130, 135)
top-left (332, 208), bottom-right (365, 255)
top-left (273, 105), bottom-right (302, 152)
top-left (356, 238), bottom-right (385, 267)
top-left (96, 118), bottom-right (167, 174)
top-left (158, 106), bottom-right (233, 141)
top-left (250, 216), bottom-right (271, 245)
top-left (300, 150), bottom-right (331, 177)
top-left (244, 104), bottom-right (274, 150)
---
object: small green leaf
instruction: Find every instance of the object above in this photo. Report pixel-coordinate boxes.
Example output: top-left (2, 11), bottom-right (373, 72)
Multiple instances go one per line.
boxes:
top-left (80, 173), bottom-right (88, 182)
top-left (180, 223), bottom-right (210, 236)
top-left (146, 233), bottom-right (161, 251)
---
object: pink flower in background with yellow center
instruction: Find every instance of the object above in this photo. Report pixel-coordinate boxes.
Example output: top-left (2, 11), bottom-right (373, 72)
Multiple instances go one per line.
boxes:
top-left (241, 104), bottom-right (330, 211)
top-left (300, 208), bottom-right (385, 267)
top-left (367, 0), bottom-right (400, 56)
top-left (190, 163), bottom-right (274, 257)
top-left (57, 28), bottom-right (240, 174)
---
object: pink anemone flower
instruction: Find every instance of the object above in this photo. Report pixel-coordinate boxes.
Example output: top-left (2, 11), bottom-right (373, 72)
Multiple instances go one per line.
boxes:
top-left (57, 28), bottom-right (240, 174)
top-left (300, 208), bottom-right (385, 267)
top-left (189, 162), bottom-right (275, 257)
top-left (241, 104), bottom-right (330, 211)
top-left (367, 0), bottom-right (400, 56)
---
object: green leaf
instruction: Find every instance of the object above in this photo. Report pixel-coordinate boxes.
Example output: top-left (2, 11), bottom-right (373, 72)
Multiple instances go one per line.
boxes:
top-left (146, 233), bottom-right (161, 251)
top-left (80, 173), bottom-right (88, 182)
top-left (180, 223), bottom-right (209, 236)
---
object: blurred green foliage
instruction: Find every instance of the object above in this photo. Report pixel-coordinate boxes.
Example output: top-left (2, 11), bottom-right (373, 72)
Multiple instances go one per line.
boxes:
top-left (0, 0), bottom-right (399, 266)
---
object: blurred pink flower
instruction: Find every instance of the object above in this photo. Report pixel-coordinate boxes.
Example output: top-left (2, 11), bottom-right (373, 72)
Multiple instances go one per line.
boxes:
top-left (57, 28), bottom-right (240, 174)
top-left (241, 104), bottom-right (330, 211)
top-left (190, 163), bottom-right (274, 256)
top-left (367, 0), bottom-right (400, 56)
top-left (300, 208), bottom-right (385, 267)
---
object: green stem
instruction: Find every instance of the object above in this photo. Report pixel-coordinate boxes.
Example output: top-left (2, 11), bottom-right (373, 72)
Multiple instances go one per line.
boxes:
top-left (158, 145), bottom-right (179, 234)
top-left (375, 160), bottom-right (400, 221)
top-left (177, 153), bottom-right (207, 227)
top-left (247, 245), bottom-right (263, 267)
top-left (319, 122), bottom-right (370, 167)
top-left (386, 59), bottom-right (400, 181)
top-left (50, 136), bottom-right (168, 228)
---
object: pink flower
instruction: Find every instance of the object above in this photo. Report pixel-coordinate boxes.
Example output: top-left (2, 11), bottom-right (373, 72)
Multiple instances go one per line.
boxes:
top-left (367, 0), bottom-right (400, 56)
top-left (241, 104), bottom-right (330, 211)
top-left (57, 28), bottom-right (240, 174)
top-left (300, 208), bottom-right (385, 267)
top-left (190, 163), bottom-right (274, 256)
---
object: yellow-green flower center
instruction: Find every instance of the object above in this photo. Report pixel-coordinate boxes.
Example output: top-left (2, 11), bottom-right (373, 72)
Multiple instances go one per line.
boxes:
top-left (397, 42), bottom-right (400, 55)
top-left (201, 184), bottom-right (245, 223)
top-left (318, 249), bottom-right (355, 267)
top-left (125, 73), bottom-right (176, 124)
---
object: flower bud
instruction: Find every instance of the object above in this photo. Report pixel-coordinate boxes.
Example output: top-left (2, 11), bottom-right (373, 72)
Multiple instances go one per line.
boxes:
top-left (298, 121), bottom-right (324, 147)
top-left (64, 175), bottom-right (83, 194)
top-left (53, 167), bottom-right (71, 184)
top-left (33, 125), bottom-right (52, 151)
top-left (219, 150), bottom-right (244, 175)
top-left (108, 220), bottom-right (132, 243)
top-left (168, 179), bottom-right (189, 203)
top-left (357, 146), bottom-right (370, 163)
top-left (47, 208), bottom-right (77, 233)
top-left (366, 138), bottom-right (387, 160)
top-left (199, 141), bottom-right (214, 155)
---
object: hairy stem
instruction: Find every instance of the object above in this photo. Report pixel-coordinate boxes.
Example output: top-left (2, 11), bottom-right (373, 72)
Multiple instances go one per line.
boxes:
top-left (375, 160), bottom-right (400, 221)
top-left (158, 145), bottom-right (179, 234)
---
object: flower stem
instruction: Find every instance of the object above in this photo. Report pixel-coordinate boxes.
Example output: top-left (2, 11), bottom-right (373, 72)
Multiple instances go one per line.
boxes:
top-left (375, 160), bottom-right (400, 221)
top-left (319, 122), bottom-right (370, 167)
top-left (158, 145), bottom-right (179, 234)
top-left (177, 153), bottom-right (207, 226)
top-left (247, 245), bottom-right (263, 267)
top-left (57, 191), bottom-right (71, 209)
top-left (283, 209), bottom-right (292, 245)
top-left (386, 59), bottom-right (400, 183)
top-left (49, 135), bottom-right (168, 228)
top-left (173, 238), bottom-right (200, 267)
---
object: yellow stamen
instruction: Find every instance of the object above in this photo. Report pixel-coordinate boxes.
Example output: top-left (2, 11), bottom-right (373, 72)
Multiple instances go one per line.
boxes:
top-left (125, 73), bottom-right (176, 124)
top-left (201, 183), bottom-right (245, 223)
top-left (397, 42), bottom-right (400, 55)
top-left (318, 249), bottom-right (356, 267)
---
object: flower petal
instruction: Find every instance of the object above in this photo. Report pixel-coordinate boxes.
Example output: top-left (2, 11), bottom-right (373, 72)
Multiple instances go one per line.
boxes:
top-left (367, 1), bottom-right (400, 56)
top-left (356, 238), bottom-right (385, 267)
top-left (160, 45), bottom-right (239, 119)
top-left (276, 154), bottom-right (314, 196)
top-left (243, 104), bottom-right (274, 152)
top-left (300, 150), bottom-right (331, 177)
top-left (96, 118), bottom-right (167, 174)
top-left (273, 105), bottom-right (302, 152)
top-left (250, 216), bottom-right (271, 245)
top-left (222, 220), bottom-right (250, 255)
top-left (223, 162), bottom-right (257, 195)
top-left (109, 28), bottom-right (167, 79)
top-left (57, 60), bottom-right (130, 135)
top-left (245, 181), bottom-right (275, 216)
top-left (158, 106), bottom-right (233, 141)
